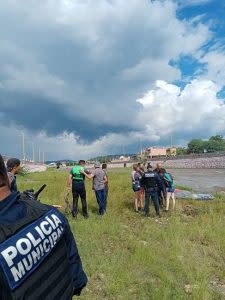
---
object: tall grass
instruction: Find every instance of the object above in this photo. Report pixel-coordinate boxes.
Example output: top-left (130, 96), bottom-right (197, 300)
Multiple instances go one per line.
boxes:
top-left (17, 169), bottom-right (225, 299)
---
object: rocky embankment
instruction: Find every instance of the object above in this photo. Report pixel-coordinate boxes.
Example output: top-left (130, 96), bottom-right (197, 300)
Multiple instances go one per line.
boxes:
top-left (156, 156), bottom-right (225, 169)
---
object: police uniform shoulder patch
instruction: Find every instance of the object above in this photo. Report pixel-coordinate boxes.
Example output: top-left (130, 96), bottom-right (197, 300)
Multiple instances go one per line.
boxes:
top-left (0, 209), bottom-right (66, 291)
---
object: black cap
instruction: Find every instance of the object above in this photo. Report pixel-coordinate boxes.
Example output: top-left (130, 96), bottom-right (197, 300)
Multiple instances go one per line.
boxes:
top-left (6, 158), bottom-right (21, 171)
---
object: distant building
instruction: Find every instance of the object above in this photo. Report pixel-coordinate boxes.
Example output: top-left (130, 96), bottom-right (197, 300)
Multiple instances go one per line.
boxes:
top-left (111, 156), bottom-right (131, 163)
top-left (144, 147), bottom-right (167, 159)
top-left (166, 147), bottom-right (177, 156)
top-left (143, 147), bottom-right (177, 159)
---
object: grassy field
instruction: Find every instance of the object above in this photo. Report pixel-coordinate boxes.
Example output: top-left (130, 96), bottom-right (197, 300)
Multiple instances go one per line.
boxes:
top-left (17, 169), bottom-right (225, 300)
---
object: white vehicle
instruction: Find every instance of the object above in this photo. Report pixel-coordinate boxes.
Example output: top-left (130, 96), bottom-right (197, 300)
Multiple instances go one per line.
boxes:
top-left (47, 162), bottom-right (57, 168)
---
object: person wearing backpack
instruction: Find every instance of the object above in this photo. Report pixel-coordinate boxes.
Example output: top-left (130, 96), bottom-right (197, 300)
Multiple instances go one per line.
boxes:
top-left (162, 171), bottom-right (176, 211)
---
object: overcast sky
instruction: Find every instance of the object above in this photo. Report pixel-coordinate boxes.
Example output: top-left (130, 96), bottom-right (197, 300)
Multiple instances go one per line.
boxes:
top-left (0, 0), bottom-right (225, 160)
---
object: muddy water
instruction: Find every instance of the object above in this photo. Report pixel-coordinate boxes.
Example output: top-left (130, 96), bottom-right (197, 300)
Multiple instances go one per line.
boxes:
top-left (172, 169), bottom-right (225, 193)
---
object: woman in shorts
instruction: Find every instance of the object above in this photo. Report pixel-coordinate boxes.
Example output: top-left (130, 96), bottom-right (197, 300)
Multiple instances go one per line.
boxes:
top-left (164, 172), bottom-right (176, 211)
top-left (131, 164), bottom-right (143, 212)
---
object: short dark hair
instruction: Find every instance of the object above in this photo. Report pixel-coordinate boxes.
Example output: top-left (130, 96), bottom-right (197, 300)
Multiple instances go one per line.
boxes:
top-left (6, 158), bottom-right (21, 172)
top-left (0, 154), bottom-right (9, 187)
top-left (102, 163), bottom-right (107, 169)
top-left (78, 160), bottom-right (86, 164)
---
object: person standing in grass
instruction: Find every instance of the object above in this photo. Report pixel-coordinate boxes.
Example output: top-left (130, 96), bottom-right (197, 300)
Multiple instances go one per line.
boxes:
top-left (141, 164), bottom-right (162, 217)
top-left (69, 160), bottom-right (89, 219)
top-left (154, 163), bottom-right (166, 207)
top-left (81, 162), bottom-right (108, 216)
top-left (6, 158), bottom-right (21, 192)
top-left (163, 171), bottom-right (176, 211)
top-left (102, 163), bottom-right (109, 206)
top-left (131, 164), bottom-right (142, 213)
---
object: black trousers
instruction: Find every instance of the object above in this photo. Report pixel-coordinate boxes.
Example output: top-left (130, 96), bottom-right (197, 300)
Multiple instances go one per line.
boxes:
top-left (72, 181), bottom-right (88, 216)
top-left (158, 184), bottom-right (166, 206)
top-left (144, 190), bottom-right (160, 215)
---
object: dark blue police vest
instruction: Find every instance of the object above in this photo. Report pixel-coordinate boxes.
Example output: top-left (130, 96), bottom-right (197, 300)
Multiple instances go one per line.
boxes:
top-left (0, 197), bottom-right (74, 300)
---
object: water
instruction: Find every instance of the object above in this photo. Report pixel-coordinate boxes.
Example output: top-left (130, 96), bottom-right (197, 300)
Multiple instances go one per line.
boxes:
top-left (172, 169), bottom-right (225, 193)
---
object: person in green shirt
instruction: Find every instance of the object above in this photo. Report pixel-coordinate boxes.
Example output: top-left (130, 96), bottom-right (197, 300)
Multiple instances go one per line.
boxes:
top-left (69, 160), bottom-right (89, 219)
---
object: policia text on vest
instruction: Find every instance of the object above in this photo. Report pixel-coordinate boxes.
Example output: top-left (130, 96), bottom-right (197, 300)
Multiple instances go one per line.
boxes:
top-left (0, 196), bottom-right (88, 300)
top-left (0, 209), bottom-right (64, 290)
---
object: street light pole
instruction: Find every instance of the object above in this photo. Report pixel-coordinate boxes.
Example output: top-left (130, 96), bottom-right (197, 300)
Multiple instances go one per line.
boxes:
top-left (32, 143), bottom-right (35, 163)
top-left (22, 132), bottom-right (26, 162)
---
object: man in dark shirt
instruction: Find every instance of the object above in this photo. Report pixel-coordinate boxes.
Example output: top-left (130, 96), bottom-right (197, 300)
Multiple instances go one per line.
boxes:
top-left (141, 164), bottom-right (163, 216)
top-left (69, 160), bottom-right (89, 219)
top-left (0, 154), bottom-right (87, 299)
top-left (154, 163), bottom-right (167, 207)
top-left (6, 158), bottom-right (21, 192)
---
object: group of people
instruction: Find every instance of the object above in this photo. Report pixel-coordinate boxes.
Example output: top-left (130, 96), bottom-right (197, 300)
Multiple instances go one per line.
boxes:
top-left (0, 154), bottom-right (87, 300)
top-left (68, 160), bottom-right (109, 218)
top-left (131, 162), bottom-right (176, 217)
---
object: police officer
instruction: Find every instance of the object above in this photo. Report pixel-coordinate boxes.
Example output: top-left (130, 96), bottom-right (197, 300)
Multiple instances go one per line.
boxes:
top-left (141, 164), bottom-right (163, 217)
top-left (69, 160), bottom-right (89, 219)
top-left (0, 154), bottom-right (87, 300)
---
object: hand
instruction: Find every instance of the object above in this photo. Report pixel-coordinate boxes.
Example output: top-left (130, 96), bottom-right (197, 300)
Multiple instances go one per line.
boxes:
top-left (79, 170), bottom-right (85, 174)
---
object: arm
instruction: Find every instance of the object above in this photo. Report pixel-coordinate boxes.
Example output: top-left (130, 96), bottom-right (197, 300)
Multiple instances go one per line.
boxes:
top-left (79, 169), bottom-right (94, 180)
top-left (103, 175), bottom-right (108, 184)
top-left (140, 174), bottom-right (145, 187)
top-left (155, 174), bottom-right (163, 190)
top-left (67, 174), bottom-right (72, 187)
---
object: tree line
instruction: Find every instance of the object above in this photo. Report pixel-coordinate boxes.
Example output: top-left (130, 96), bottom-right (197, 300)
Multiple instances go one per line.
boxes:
top-left (177, 135), bottom-right (225, 155)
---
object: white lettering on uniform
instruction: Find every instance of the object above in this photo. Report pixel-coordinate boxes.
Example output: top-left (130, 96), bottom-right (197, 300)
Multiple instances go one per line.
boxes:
top-left (51, 232), bottom-right (58, 245)
top-left (26, 232), bottom-right (41, 247)
top-left (1, 246), bottom-right (17, 267)
top-left (31, 247), bottom-right (41, 264)
top-left (22, 254), bottom-right (33, 271)
top-left (43, 239), bottom-right (50, 252)
top-left (40, 221), bottom-right (52, 235)
top-left (51, 214), bottom-right (62, 228)
top-left (10, 262), bottom-right (26, 282)
top-left (35, 226), bottom-right (45, 240)
top-left (57, 227), bottom-right (62, 237)
top-left (16, 238), bottom-right (32, 255)
top-left (46, 216), bottom-right (56, 230)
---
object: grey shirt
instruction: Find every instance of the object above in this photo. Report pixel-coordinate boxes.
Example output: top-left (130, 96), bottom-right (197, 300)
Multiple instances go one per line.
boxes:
top-left (92, 168), bottom-right (106, 191)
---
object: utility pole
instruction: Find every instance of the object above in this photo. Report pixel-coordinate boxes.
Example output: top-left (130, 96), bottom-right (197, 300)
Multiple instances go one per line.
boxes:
top-left (32, 143), bottom-right (35, 163)
top-left (22, 132), bottom-right (26, 162)
top-left (170, 134), bottom-right (173, 148)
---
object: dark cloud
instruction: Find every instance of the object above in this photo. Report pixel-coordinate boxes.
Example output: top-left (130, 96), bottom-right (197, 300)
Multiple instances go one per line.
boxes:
top-left (0, 0), bottom-right (218, 158)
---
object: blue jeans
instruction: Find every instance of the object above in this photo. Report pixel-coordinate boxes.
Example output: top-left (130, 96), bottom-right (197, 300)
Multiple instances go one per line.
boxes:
top-left (144, 190), bottom-right (160, 215)
top-left (95, 189), bottom-right (106, 215)
top-left (105, 185), bottom-right (108, 210)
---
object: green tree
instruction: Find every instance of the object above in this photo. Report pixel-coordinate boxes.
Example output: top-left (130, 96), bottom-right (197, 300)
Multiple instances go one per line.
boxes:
top-left (205, 136), bottom-right (225, 152)
top-left (176, 147), bottom-right (188, 155)
top-left (209, 135), bottom-right (224, 142)
top-left (187, 139), bottom-right (205, 154)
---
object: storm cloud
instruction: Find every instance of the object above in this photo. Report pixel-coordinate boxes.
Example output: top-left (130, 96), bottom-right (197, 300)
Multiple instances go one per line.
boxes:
top-left (0, 0), bottom-right (224, 159)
